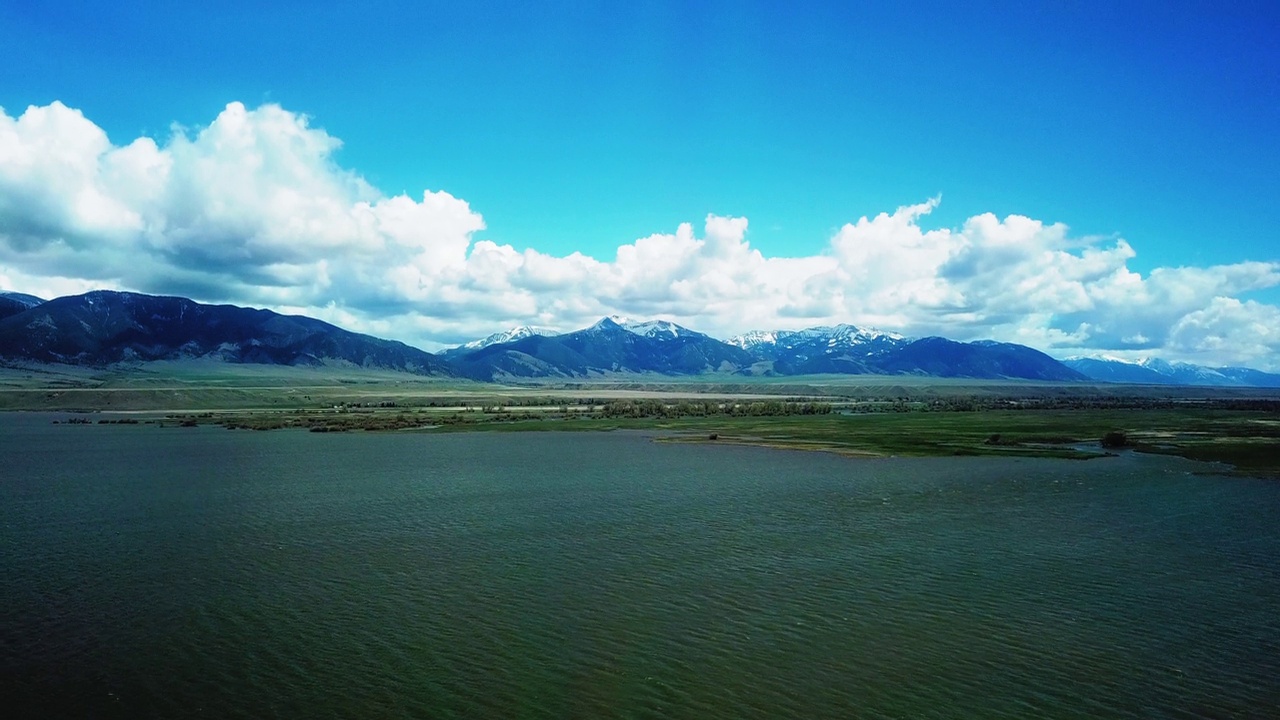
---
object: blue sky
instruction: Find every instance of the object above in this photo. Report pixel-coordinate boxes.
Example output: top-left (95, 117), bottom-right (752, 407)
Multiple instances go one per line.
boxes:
top-left (1, 1), bottom-right (1278, 366)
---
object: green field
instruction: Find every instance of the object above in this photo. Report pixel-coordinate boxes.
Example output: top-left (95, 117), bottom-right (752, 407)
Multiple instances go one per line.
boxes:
top-left (6, 361), bottom-right (1279, 476)
top-left (438, 408), bottom-right (1280, 476)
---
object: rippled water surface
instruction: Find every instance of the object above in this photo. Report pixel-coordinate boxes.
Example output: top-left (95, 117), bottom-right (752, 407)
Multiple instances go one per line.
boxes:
top-left (3, 413), bottom-right (1279, 718)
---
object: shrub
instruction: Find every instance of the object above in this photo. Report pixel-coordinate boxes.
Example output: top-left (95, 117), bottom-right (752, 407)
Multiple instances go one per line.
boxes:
top-left (1101, 431), bottom-right (1128, 448)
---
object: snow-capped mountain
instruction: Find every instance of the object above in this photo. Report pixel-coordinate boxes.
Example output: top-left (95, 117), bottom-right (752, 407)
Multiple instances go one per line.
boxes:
top-left (1063, 356), bottom-right (1280, 387)
top-left (447, 318), bottom-right (1088, 382)
top-left (724, 329), bottom-right (782, 349)
top-left (1134, 358), bottom-right (1234, 385)
top-left (593, 315), bottom-right (706, 341)
top-left (451, 316), bottom-right (752, 380)
top-left (449, 326), bottom-right (558, 353)
top-left (728, 324), bottom-right (908, 373)
top-left (728, 324), bottom-right (905, 353)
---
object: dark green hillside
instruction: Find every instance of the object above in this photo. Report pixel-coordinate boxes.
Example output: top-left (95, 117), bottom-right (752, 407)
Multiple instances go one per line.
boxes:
top-left (879, 338), bottom-right (1086, 381)
top-left (0, 291), bottom-right (448, 375)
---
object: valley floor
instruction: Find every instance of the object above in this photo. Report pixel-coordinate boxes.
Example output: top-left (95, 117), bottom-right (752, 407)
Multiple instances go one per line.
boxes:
top-left (4, 362), bottom-right (1279, 477)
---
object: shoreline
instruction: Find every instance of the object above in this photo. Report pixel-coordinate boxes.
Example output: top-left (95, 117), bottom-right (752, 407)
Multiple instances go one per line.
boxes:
top-left (13, 406), bottom-right (1276, 478)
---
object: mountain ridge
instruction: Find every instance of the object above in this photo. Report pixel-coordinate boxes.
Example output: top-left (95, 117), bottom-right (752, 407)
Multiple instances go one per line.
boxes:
top-left (1063, 355), bottom-right (1280, 388)
top-left (0, 291), bottom-right (46, 321)
top-left (448, 318), bottom-right (1084, 382)
top-left (1, 290), bottom-right (1274, 386)
top-left (450, 317), bottom-right (752, 380)
top-left (443, 325), bottom-right (559, 355)
top-left (0, 290), bottom-right (448, 375)
top-left (727, 323), bottom-right (911, 375)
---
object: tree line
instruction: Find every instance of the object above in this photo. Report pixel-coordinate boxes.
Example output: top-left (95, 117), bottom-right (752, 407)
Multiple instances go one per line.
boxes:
top-left (598, 399), bottom-right (832, 419)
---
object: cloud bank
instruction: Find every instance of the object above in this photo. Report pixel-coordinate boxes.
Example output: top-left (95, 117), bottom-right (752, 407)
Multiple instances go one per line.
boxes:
top-left (1, 101), bottom-right (1277, 369)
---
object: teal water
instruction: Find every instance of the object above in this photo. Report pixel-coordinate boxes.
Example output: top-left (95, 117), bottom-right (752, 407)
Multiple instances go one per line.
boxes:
top-left (2, 413), bottom-right (1278, 719)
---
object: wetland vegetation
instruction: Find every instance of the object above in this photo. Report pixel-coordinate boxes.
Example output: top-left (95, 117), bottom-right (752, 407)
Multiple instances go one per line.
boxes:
top-left (7, 362), bottom-right (1278, 477)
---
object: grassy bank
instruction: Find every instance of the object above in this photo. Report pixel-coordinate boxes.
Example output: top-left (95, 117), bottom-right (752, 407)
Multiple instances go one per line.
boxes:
top-left (41, 404), bottom-right (1280, 478)
top-left (7, 362), bottom-right (1278, 477)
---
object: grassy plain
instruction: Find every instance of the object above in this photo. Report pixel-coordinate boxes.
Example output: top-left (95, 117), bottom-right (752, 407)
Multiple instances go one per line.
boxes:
top-left (5, 361), bottom-right (1279, 476)
top-left (442, 409), bottom-right (1280, 476)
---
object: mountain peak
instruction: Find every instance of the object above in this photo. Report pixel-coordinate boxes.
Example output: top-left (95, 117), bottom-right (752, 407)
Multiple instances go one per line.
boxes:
top-left (729, 323), bottom-right (905, 351)
top-left (589, 316), bottom-right (627, 331)
top-left (457, 325), bottom-right (557, 351)
top-left (586, 316), bottom-right (701, 340)
top-left (0, 291), bottom-right (47, 320)
top-left (621, 319), bottom-right (698, 340)
top-left (0, 290), bottom-right (46, 305)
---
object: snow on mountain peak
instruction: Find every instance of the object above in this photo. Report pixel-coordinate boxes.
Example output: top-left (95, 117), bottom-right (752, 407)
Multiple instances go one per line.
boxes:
top-left (623, 319), bottom-right (686, 339)
top-left (1063, 354), bottom-right (1259, 385)
top-left (725, 330), bottom-right (779, 349)
top-left (591, 316), bottom-right (697, 339)
top-left (729, 324), bottom-right (904, 349)
top-left (459, 325), bottom-right (557, 351)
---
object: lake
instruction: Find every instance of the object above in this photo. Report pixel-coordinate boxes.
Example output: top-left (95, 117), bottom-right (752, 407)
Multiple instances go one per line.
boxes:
top-left (2, 413), bottom-right (1278, 718)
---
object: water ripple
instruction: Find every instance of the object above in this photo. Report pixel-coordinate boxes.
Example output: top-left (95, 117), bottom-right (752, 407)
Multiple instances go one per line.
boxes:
top-left (2, 418), bottom-right (1279, 718)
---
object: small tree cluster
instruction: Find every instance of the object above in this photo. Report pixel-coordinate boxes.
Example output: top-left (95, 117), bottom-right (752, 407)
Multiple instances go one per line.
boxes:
top-left (1101, 431), bottom-right (1129, 449)
top-left (598, 399), bottom-right (832, 419)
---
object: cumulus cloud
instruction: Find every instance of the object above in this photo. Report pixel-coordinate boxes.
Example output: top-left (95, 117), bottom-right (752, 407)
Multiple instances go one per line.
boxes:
top-left (1, 101), bottom-right (1278, 369)
top-left (1165, 298), bottom-right (1280, 367)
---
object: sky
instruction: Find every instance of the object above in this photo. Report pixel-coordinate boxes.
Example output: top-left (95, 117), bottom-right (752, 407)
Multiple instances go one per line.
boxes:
top-left (0, 1), bottom-right (1278, 368)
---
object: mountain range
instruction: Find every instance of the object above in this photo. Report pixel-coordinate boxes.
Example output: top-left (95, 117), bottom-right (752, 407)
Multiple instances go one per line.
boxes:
top-left (0, 290), bottom-right (1275, 386)
top-left (0, 290), bottom-right (445, 374)
top-left (447, 316), bottom-right (756, 380)
top-left (442, 325), bottom-right (559, 355)
top-left (1062, 356), bottom-right (1280, 388)
top-left (729, 324), bottom-right (907, 375)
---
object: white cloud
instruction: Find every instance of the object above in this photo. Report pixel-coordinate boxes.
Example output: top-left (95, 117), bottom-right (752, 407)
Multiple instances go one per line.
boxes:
top-left (1165, 298), bottom-right (1280, 368)
top-left (1, 101), bottom-right (1278, 369)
